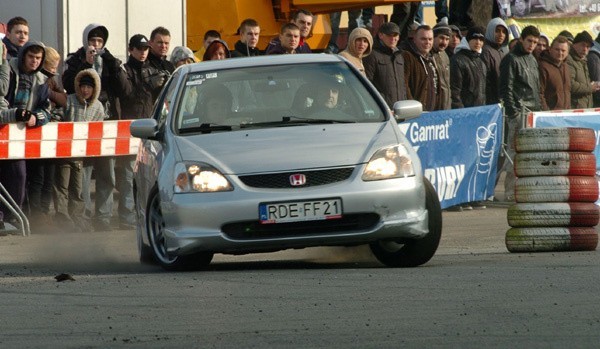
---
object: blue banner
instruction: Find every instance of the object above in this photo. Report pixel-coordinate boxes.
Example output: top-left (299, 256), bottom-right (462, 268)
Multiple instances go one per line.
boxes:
top-left (399, 104), bottom-right (504, 209)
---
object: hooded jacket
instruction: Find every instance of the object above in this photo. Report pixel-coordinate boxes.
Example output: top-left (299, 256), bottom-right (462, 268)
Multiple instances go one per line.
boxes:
top-left (202, 39), bottom-right (232, 60)
top-left (338, 28), bottom-right (373, 76)
top-left (499, 40), bottom-right (541, 118)
top-left (231, 40), bottom-right (262, 57)
top-left (170, 46), bottom-right (196, 67)
top-left (363, 38), bottom-right (408, 108)
top-left (402, 38), bottom-right (439, 111)
top-left (566, 47), bottom-right (593, 109)
top-left (450, 37), bottom-right (487, 108)
top-left (538, 49), bottom-right (571, 111)
top-left (63, 23), bottom-right (128, 119)
top-left (64, 69), bottom-right (106, 122)
top-left (481, 17), bottom-right (509, 104)
top-left (0, 41), bottom-right (51, 125)
top-left (588, 39), bottom-right (600, 106)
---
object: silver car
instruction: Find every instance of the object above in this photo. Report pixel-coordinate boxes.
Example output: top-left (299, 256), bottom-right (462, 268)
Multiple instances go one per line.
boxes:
top-left (131, 54), bottom-right (441, 271)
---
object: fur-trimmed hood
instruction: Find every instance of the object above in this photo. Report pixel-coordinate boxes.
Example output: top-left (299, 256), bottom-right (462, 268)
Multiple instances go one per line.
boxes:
top-left (74, 68), bottom-right (101, 104)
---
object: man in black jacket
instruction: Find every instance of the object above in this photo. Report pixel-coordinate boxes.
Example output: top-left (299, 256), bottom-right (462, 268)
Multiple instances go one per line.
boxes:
top-left (148, 26), bottom-right (175, 76)
top-left (231, 18), bottom-right (262, 57)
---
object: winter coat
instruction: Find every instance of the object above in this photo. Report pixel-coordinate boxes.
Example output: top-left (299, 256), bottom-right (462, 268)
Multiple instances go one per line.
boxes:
top-left (1, 36), bottom-right (20, 60)
top-left (231, 40), bottom-right (262, 57)
top-left (432, 48), bottom-right (451, 110)
top-left (588, 43), bottom-right (600, 107)
top-left (566, 48), bottom-right (593, 109)
top-left (120, 56), bottom-right (163, 119)
top-left (499, 41), bottom-right (541, 118)
top-left (64, 69), bottom-right (106, 122)
top-left (62, 23), bottom-right (128, 119)
top-left (481, 17), bottom-right (509, 104)
top-left (450, 38), bottom-right (487, 108)
top-left (402, 40), bottom-right (439, 111)
top-left (338, 28), bottom-right (373, 76)
top-left (148, 51), bottom-right (175, 74)
top-left (363, 38), bottom-right (408, 108)
top-left (265, 37), bottom-right (311, 55)
top-left (538, 49), bottom-right (571, 111)
top-left (0, 41), bottom-right (51, 125)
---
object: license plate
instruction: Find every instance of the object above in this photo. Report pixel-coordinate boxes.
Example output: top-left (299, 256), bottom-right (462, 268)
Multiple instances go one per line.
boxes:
top-left (259, 198), bottom-right (343, 224)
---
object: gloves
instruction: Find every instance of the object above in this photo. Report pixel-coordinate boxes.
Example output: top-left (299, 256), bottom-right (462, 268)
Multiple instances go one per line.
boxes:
top-left (149, 72), bottom-right (168, 89)
top-left (15, 108), bottom-right (32, 122)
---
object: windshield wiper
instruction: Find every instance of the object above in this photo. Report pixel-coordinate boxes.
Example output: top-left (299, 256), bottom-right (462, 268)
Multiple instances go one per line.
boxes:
top-left (179, 123), bottom-right (232, 134)
top-left (240, 116), bottom-right (355, 128)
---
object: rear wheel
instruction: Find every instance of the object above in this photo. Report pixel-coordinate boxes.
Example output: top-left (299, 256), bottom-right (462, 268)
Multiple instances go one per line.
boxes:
top-left (370, 178), bottom-right (442, 267)
top-left (146, 189), bottom-right (213, 271)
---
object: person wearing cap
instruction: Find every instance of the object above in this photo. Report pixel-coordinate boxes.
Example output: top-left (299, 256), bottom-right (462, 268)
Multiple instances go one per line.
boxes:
top-left (539, 35), bottom-right (571, 111)
top-left (363, 21), bottom-right (408, 108)
top-left (0, 41), bottom-right (50, 230)
top-left (450, 26), bottom-right (487, 109)
top-left (231, 18), bottom-right (262, 57)
top-left (446, 25), bottom-right (462, 58)
top-left (566, 31), bottom-right (600, 109)
top-left (402, 25), bottom-right (439, 111)
top-left (265, 9), bottom-right (313, 54)
top-left (432, 22), bottom-right (451, 110)
top-left (558, 30), bottom-right (574, 44)
top-left (170, 46), bottom-right (196, 68)
top-left (54, 68), bottom-right (106, 232)
top-left (339, 27), bottom-right (373, 76)
top-left (148, 26), bottom-right (175, 76)
top-left (587, 32), bottom-right (600, 107)
top-left (481, 18), bottom-right (509, 105)
top-left (499, 25), bottom-right (542, 202)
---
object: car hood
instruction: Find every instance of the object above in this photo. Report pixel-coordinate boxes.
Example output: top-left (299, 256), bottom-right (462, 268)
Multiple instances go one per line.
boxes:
top-left (174, 122), bottom-right (399, 174)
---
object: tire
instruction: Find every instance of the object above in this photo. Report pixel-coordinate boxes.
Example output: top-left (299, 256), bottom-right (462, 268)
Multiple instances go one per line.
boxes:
top-left (515, 176), bottom-right (599, 203)
top-left (506, 227), bottom-right (598, 252)
top-left (507, 203), bottom-right (600, 227)
top-left (514, 152), bottom-right (596, 177)
top-left (370, 178), bottom-right (442, 267)
top-left (515, 127), bottom-right (596, 152)
top-left (146, 189), bottom-right (213, 271)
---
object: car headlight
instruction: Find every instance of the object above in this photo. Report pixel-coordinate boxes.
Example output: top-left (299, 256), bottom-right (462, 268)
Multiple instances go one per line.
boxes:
top-left (362, 145), bottom-right (415, 181)
top-left (174, 162), bottom-right (233, 193)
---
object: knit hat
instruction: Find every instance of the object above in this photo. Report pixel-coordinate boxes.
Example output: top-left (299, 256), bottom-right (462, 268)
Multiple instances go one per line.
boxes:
top-left (79, 74), bottom-right (95, 88)
top-left (449, 25), bottom-right (462, 38)
top-left (87, 26), bottom-right (108, 43)
top-left (433, 22), bottom-right (451, 37)
top-left (466, 26), bottom-right (486, 41)
top-left (379, 22), bottom-right (400, 36)
top-left (573, 31), bottom-right (594, 46)
top-left (558, 30), bottom-right (574, 43)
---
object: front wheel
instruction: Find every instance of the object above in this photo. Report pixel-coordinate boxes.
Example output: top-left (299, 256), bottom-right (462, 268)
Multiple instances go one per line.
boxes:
top-left (146, 189), bottom-right (213, 271)
top-left (370, 178), bottom-right (442, 267)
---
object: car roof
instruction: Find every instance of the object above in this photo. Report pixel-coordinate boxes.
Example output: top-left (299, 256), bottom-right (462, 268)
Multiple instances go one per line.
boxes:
top-left (180, 54), bottom-right (346, 74)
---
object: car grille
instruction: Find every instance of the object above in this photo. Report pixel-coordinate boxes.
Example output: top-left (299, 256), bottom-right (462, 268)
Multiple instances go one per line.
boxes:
top-left (221, 213), bottom-right (380, 239)
top-left (238, 167), bottom-right (355, 188)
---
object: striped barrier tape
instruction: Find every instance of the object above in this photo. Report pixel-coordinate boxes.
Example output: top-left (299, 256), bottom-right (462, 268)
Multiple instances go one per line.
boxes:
top-left (0, 120), bottom-right (140, 159)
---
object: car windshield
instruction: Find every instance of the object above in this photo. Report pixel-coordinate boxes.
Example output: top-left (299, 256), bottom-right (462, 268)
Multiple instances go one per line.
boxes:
top-left (175, 62), bottom-right (385, 133)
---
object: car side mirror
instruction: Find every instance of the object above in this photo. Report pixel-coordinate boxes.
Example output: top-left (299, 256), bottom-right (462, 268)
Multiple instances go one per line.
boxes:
top-left (130, 118), bottom-right (161, 140)
top-left (393, 100), bottom-right (422, 122)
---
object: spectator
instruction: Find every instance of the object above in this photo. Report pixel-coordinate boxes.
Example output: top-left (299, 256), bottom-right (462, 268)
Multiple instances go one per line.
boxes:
top-left (533, 33), bottom-right (549, 59)
top-left (558, 30), bottom-right (574, 44)
top-left (0, 41), bottom-right (50, 229)
top-left (450, 26), bottom-right (487, 109)
top-left (266, 9), bottom-right (313, 54)
top-left (499, 25), bottom-right (542, 202)
top-left (203, 39), bottom-right (231, 60)
top-left (328, 9), bottom-right (371, 53)
top-left (363, 22), bottom-right (408, 108)
top-left (170, 46), bottom-right (196, 67)
top-left (338, 27), bottom-right (373, 75)
top-left (566, 31), bottom-right (599, 109)
top-left (481, 17), bottom-right (509, 105)
top-left (194, 30), bottom-right (221, 62)
top-left (539, 35), bottom-right (571, 111)
top-left (231, 18), bottom-right (262, 57)
top-left (265, 23), bottom-right (300, 55)
top-left (2, 17), bottom-right (29, 60)
top-left (54, 69), bottom-right (105, 232)
top-left (63, 23), bottom-right (129, 232)
top-left (148, 26), bottom-right (175, 75)
top-left (402, 25), bottom-right (438, 111)
top-left (432, 23), bottom-right (451, 110)
top-left (588, 32), bottom-right (600, 107)
top-left (446, 25), bottom-right (462, 58)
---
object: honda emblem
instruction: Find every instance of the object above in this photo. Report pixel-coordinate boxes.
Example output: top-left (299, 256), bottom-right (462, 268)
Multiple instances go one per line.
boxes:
top-left (289, 174), bottom-right (306, 186)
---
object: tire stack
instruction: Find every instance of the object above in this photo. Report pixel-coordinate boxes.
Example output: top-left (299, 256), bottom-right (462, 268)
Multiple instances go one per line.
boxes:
top-left (506, 127), bottom-right (599, 253)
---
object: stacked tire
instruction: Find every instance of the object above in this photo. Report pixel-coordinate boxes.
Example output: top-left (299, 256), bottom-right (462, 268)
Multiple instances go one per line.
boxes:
top-left (506, 127), bottom-right (599, 252)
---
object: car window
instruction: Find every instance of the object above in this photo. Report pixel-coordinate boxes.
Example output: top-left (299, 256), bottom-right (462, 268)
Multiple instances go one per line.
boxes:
top-left (176, 62), bottom-right (385, 132)
top-left (154, 71), bottom-right (180, 128)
